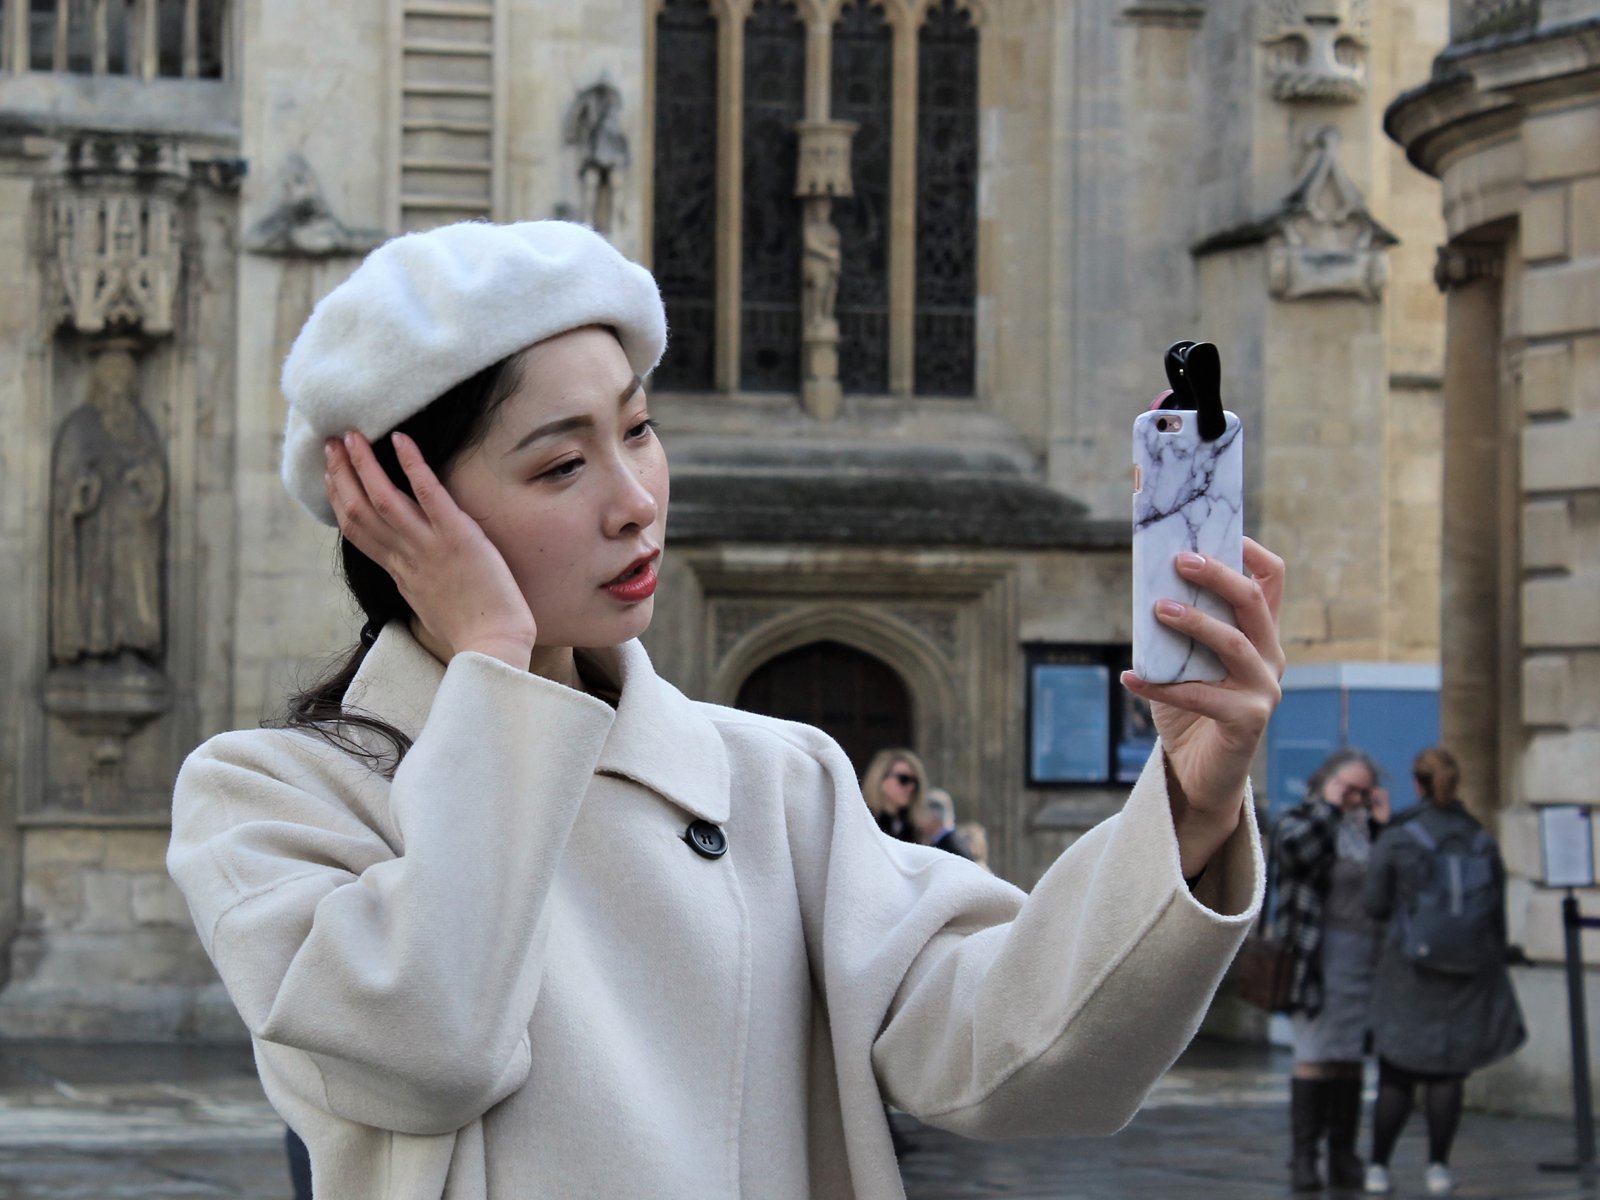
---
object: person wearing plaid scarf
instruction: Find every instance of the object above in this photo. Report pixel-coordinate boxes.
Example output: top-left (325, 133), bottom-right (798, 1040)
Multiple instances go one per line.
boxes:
top-left (1271, 749), bottom-right (1389, 1192)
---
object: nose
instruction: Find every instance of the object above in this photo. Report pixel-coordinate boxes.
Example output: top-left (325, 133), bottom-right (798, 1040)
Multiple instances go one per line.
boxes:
top-left (603, 457), bottom-right (660, 537)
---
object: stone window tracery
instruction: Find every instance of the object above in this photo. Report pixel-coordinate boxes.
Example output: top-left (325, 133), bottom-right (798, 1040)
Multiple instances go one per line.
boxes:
top-left (648, 0), bottom-right (980, 402)
top-left (913, 0), bottom-right (977, 397)
top-left (831, 0), bottom-right (892, 395)
top-left (739, 0), bottom-right (806, 391)
top-left (651, 0), bottom-right (720, 391)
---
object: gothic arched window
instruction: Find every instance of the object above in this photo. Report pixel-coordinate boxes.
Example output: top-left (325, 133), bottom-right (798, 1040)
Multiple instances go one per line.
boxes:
top-left (739, 0), bottom-right (806, 391)
top-left (648, 0), bottom-right (981, 400)
top-left (914, 0), bottom-right (978, 397)
top-left (831, 0), bottom-right (892, 395)
top-left (651, 0), bottom-right (719, 391)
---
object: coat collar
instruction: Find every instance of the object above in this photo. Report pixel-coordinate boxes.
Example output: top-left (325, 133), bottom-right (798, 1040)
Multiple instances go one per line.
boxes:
top-left (346, 623), bottom-right (731, 824)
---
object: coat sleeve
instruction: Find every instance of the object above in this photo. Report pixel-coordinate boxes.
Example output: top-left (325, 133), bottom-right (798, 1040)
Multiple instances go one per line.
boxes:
top-left (167, 652), bottom-right (615, 1136)
top-left (797, 736), bottom-right (1263, 1143)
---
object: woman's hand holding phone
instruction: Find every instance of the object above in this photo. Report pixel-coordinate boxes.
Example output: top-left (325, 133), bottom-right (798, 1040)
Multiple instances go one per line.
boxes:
top-left (324, 430), bottom-right (537, 669)
top-left (1121, 538), bottom-right (1286, 879)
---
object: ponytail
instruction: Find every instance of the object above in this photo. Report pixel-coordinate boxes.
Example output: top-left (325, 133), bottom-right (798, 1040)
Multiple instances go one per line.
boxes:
top-left (1412, 745), bottom-right (1461, 808)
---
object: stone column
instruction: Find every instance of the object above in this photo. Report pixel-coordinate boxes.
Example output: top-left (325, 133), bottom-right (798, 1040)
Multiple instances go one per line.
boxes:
top-left (1435, 245), bottom-right (1506, 827)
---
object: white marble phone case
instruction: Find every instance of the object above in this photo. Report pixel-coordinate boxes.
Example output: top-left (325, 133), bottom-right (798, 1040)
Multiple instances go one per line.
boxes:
top-left (1132, 409), bottom-right (1244, 684)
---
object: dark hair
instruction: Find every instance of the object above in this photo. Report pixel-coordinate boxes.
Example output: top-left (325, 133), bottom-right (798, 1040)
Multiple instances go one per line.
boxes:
top-left (1413, 745), bottom-right (1461, 809)
top-left (1304, 747), bottom-right (1383, 803)
top-left (276, 352), bottom-right (526, 772)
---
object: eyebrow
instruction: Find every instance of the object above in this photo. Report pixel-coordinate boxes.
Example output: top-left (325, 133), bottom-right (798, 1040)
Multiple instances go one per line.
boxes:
top-left (505, 375), bottom-right (644, 456)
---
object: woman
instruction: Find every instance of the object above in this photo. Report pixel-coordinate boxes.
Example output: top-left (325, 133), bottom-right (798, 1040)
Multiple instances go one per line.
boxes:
top-left (861, 747), bottom-right (927, 843)
top-left (1273, 748), bottom-right (1390, 1192)
top-left (167, 219), bottom-right (1284, 1198)
top-left (1361, 747), bottom-right (1526, 1197)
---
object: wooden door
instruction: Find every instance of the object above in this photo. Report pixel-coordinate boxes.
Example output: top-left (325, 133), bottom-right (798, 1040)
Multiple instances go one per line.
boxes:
top-left (734, 640), bottom-right (913, 779)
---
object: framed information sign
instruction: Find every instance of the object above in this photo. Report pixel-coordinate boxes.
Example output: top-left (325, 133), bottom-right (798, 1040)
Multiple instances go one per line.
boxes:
top-left (1025, 644), bottom-right (1155, 786)
top-left (1540, 805), bottom-right (1596, 889)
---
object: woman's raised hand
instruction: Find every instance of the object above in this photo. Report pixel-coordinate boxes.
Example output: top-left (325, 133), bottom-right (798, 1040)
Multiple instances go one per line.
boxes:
top-left (324, 431), bottom-right (537, 669)
top-left (1121, 537), bottom-right (1287, 879)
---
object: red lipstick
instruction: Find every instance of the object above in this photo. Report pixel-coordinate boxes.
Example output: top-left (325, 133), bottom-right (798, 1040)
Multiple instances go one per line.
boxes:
top-left (602, 552), bottom-right (659, 602)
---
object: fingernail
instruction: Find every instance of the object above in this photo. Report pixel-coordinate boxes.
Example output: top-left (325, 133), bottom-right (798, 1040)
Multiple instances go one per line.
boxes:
top-left (343, 431), bottom-right (355, 449)
top-left (323, 442), bottom-right (334, 463)
top-left (1176, 552), bottom-right (1205, 572)
top-left (1157, 599), bottom-right (1185, 619)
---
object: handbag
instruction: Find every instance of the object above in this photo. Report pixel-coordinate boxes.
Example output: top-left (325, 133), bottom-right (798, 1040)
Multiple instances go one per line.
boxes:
top-left (1235, 928), bottom-right (1294, 1013)
top-left (1234, 849), bottom-right (1295, 1013)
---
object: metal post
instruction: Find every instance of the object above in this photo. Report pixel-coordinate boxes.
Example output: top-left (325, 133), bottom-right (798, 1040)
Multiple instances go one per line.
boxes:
top-left (1542, 889), bottom-right (1597, 1175)
top-left (1565, 891), bottom-right (1596, 1168)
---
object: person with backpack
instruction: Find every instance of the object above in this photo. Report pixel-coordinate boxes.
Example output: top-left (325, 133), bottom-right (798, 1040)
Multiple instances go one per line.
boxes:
top-left (1273, 748), bottom-right (1391, 1192)
top-left (1360, 746), bottom-right (1527, 1196)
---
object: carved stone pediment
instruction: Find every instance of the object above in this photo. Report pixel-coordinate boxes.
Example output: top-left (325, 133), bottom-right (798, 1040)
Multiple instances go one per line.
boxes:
top-left (1190, 126), bottom-right (1395, 301)
top-left (1267, 127), bottom-right (1395, 301)
top-left (1261, 0), bottom-right (1369, 105)
top-left (43, 138), bottom-right (192, 336)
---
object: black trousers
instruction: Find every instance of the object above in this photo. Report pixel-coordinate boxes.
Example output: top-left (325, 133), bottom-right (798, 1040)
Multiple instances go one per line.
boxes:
top-left (286, 1127), bottom-right (313, 1199)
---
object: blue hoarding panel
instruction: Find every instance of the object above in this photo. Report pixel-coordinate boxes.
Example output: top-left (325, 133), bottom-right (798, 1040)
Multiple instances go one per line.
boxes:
top-left (1264, 672), bottom-right (1439, 824)
top-left (1347, 689), bottom-right (1439, 817)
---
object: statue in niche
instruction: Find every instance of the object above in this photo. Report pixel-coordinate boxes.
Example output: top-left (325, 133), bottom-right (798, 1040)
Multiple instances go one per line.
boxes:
top-left (802, 198), bottom-right (843, 336)
top-left (246, 153), bottom-right (383, 258)
top-left (50, 349), bottom-right (167, 666)
top-left (563, 81), bottom-right (629, 234)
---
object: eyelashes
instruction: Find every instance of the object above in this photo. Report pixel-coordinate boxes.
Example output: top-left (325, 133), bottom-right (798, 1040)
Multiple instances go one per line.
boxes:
top-left (533, 419), bottom-right (658, 482)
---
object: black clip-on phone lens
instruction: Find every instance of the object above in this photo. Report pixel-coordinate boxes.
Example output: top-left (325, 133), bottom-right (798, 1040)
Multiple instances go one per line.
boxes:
top-left (1159, 339), bottom-right (1225, 442)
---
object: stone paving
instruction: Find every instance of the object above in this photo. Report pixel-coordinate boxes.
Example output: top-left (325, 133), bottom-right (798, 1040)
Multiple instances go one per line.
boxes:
top-left (0, 1037), bottom-right (1593, 1199)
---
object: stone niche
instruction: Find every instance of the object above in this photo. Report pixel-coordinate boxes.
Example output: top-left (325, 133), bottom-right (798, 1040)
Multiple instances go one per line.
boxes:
top-left (32, 137), bottom-right (195, 826)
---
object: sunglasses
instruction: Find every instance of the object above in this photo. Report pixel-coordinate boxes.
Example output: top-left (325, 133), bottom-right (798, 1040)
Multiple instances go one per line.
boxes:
top-left (891, 772), bottom-right (919, 789)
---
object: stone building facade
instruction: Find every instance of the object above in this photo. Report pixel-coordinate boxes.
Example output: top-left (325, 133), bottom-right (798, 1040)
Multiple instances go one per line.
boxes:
top-left (1388, 0), bottom-right (1600, 1114)
top-left (0, 0), bottom-right (1463, 1062)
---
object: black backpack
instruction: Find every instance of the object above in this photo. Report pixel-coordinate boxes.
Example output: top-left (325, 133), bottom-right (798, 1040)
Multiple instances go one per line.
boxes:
top-left (1391, 821), bottom-right (1501, 975)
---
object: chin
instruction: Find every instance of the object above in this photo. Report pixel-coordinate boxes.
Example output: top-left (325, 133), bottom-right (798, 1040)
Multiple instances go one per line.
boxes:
top-left (571, 599), bottom-right (655, 649)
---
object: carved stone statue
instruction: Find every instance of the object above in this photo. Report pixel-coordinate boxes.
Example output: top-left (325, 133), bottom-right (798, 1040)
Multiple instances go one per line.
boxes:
top-left (802, 198), bottom-right (843, 336)
top-left (50, 350), bottom-right (168, 665)
top-left (246, 153), bottom-right (384, 258)
top-left (564, 82), bottom-right (630, 234)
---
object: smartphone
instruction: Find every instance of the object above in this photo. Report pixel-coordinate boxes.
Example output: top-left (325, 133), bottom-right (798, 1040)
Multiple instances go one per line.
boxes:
top-left (1131, 408), bottom-right (1244, 684)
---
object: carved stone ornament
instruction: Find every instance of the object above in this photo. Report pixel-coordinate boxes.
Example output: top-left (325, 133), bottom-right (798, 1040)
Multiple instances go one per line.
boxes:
top-left (795, 121), bottom-right (856, 423)
top-left (1260, 0), bottom-right (1370, 104)
top-left (564, 81), bottom-right (630, 236)
top-left (1266, 127), bottom-right (1396, 302)
top-left (1433, 243), bottom-right (1502, 292)
top-left (795, 120), bottom-right (857, 200)
top-left (44, 138), bottom-right (191, 336)
top-left (44, 346), bottom-right (172, 768)
top-left (246, 154), bottom-right (384, 258)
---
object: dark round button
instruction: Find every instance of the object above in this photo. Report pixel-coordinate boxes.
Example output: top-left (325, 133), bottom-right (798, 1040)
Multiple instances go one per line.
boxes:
top-left (684, 819), bottom-right (727, 859)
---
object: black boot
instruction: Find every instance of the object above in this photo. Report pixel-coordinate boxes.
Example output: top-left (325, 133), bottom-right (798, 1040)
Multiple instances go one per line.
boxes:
top-left (1325, 1076), bottom-right (1366, 1190)
top-left (1290, 1077), bottom-right (1326, 1192)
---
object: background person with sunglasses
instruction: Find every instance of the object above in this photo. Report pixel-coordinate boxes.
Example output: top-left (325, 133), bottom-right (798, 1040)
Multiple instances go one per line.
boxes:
top-left (1272, 747), bottom-right (1391, 1192)
top-left (862, 748), bottom-right (928, 843)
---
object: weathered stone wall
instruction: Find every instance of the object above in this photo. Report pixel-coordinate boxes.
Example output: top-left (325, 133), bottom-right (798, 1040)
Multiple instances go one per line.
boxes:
top-left (1389, 2), bottom-right (1600, 1115)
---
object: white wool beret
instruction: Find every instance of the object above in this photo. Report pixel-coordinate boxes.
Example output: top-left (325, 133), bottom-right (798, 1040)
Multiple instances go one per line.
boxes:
top-left (281, 219), bottom-right (667, 525)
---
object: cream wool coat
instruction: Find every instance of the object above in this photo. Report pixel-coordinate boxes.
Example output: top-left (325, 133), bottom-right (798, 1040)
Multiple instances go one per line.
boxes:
top-left (168, 624), bottom-right (1264, 1199)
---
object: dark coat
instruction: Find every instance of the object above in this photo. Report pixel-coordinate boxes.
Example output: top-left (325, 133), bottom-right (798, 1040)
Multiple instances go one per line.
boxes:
top-left (1363, 801), bottom-right (1527, 1076)
top-left (931, 826), bottom-right (976, 861)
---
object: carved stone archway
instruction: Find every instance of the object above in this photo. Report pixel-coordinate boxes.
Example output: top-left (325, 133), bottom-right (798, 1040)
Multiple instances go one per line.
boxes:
top-left (711, 601), bottom-right (960, 765)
